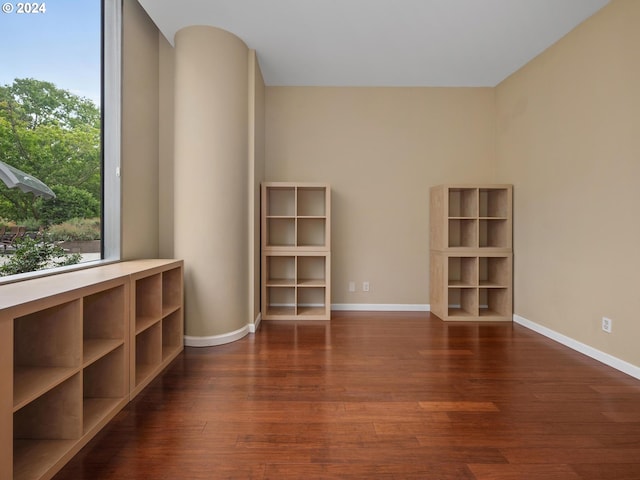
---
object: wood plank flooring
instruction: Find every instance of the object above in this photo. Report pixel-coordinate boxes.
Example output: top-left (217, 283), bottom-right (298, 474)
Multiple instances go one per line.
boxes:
top-left (53, 311), bottom-right (640, 479)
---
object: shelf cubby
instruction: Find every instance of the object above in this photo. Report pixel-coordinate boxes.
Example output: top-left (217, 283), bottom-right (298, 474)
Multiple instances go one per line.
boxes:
top-left (297, 287), bottom-right (328, 317)
top-left (479, 288), bottom-right (511, 318)
top-left (265, 286), bottom-right (296, 318)
top-left (162, 267), bottom-right (183, 316)
top-left (13, 374), bottom-right (82, 480)
top-left (265, 255), bottom-right (296, 286)
top-left (479, 256), bottom-right (510, 287)
top-left (83, 286), bottom-right (125, 366)
top-left (447, 288), bottom-right (477, 318)
top-left (13, 301), bottom-right (82, 411)
top-left (448, 219), bottom-right (477, 248)
top-left (267, 187), bottom-right (295, 216)
top-left (479, 219), bottom-right (509, 248)
top-left (135, 273), bottom-right (162, 331)
top-left (447, 256), bottom-right (477, 287)
top-left (297, 218), bottom-right (326, 248)
top-left (83, 346), bottom-right (126, 434)
top-left (479, 188), bottom-right (508, 218)
top-left (162, 310), bottom-right (183, 361)
top-left (448, 188), bottom-right (477, 218)
top-left (297, 255), bottom-right (326, 286)
top-left (266, 218), bottom-right (296, 248)
top-left (297, 187), bottom-right (326, 216)
top-left (134, 322), bottom-right (162, 387)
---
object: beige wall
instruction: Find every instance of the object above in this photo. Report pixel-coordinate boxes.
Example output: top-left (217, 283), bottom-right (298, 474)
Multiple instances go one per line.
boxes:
top-left (266, 87), bottom-right (496, 304)
top-left (249, 51), bottom-right (266, 323)
top-left (173, 26), bottom-right (250, 338)
top-left (158, 33), bottom-right (175, 258)
top-left (121, 0), bottom-right (160, 259)
top-left (495, 0), bottom-right (640, 365)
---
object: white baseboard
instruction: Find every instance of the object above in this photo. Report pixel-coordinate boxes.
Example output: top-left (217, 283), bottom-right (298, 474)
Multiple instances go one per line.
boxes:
top-left (331, 303), bottom-right (430, 312)
top-left (184, 324), bottom-right (251, 347)
top-left (250, 312), bottom-right (262, 333)
top-left (514, 314), bottom-right (640, 381)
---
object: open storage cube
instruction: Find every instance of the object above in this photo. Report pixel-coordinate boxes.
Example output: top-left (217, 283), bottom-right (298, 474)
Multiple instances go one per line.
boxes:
top-left (297, 287), bottom-right (328, 317)
top-left (135, 274), bottom-right (162, 331)
top-left (448, 219), bottom-right (477, 248)
top-left (297, 187), bottom-right (326, 216)
top-left (447, 288), bottom-right (477, 317)
top-left (448, 256), bottom-right (477, 287)
top-left (265, 286), bottom-right (296, 317)
top-left (479, 188), bottom-right (509, 218)
top-left (448, 188), bottom-right (477, 217)
top-left (479, 288), bottom-right (511, 318)
top-left (297, 218), bottom-right (326, 248)
top-left (266, 255), bottom-right (295, 285)
top-left (162, 311), bottom-right (183, 361)
top-left (479, 256), bottom-right (511, 287)
top-left (83, 346), bottom-right (126, 434)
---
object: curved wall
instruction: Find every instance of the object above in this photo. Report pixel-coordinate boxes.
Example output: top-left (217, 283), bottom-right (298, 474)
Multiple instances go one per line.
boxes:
top-left (174, 26), bottom-right (249, 341)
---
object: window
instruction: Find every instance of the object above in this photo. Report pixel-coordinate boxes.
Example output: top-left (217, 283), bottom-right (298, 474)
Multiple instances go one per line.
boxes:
top-left (0, 0), bottom-right (120, 278)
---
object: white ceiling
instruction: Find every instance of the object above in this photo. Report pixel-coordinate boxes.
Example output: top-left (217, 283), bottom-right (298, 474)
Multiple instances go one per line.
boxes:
top-left (137, 0), bottom-right (609, 87)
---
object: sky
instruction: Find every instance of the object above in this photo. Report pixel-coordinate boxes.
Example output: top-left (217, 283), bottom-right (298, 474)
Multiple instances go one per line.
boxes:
top-left (0, 0), bottom-right (101, 105)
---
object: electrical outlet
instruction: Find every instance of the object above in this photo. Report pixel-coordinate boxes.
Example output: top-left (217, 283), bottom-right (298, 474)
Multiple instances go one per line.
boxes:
top-left (363, 281), bottom-right (370, 292)
top-left (348, 281), bottom-right (355, 292)
top-left (602, 317), bottom-right (612, 333)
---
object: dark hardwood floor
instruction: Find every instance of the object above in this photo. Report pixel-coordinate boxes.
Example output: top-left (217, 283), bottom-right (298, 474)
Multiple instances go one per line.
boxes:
top-left (53, 311), bottom-right (640, 479)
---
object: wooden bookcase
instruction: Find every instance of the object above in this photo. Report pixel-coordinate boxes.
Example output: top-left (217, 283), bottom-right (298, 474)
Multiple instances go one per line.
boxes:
top-left (0, 259), bottom-right (183, 480)
top-left (261, 183), bottom-right (331, 320)
top-left (429, 185), bottom-right (513, 321)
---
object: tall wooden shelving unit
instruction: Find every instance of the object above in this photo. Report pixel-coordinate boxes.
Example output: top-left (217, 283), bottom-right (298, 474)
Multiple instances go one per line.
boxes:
top-left (261, 182), bottom-right (331, 320)
top-left (430, 185), bottom-right (513, 321)
top-left (0, 259), bottom-right (183, 480)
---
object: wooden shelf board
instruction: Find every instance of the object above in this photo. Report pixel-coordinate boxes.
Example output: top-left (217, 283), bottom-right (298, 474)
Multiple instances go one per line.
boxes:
top-left (13, 438), bottom-right (76, 480)
top-left (135, 315), bottom-right (161, 335)
top-left (83, 397), bottom-right (123, 434)
top-left (162, 345), bottom-right (182, 362)
top-left (446, 308), bottom-right (476, 317)
top-left (135, 362), bottom-right (159, 386)
top-left (266, 306), bottom-right (296, 316)
top-left (297, 306), bottom-right (328, 316)
top-left (266, 278), bottom-right (296, 286)
top-left (13, 367), bottom-right (78, 412)
top-left (82, 339), bottom-right (124, 366)
top-left (297, 279), bottom-right (325, 287)
top-left (479, 308), bottom-right (510, 318)
top-left (479, 281), bottom-right (507, 288)
top-left (448, 281), bottom-right (475, 287)
top-left (162, 304), bottom-right (181, 318)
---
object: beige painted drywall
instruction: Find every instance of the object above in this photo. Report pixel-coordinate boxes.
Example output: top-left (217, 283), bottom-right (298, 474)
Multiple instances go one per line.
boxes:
top-left (265, 87), bottom-right (497, 305)
top-left (121, 0), bottom-right (160, 259)
top-left (249, 51), bottom-right (266, 323)
top-left (158, 33), bottom-right (175, 258)
top-left (495, 0), bottom-right (640, 365)
top-left (173, 26), bottom-right (250, 338)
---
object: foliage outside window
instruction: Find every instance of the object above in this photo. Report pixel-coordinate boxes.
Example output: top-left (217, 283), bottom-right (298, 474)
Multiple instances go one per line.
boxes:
top-left (0, 1), bottom-right (103, 277)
